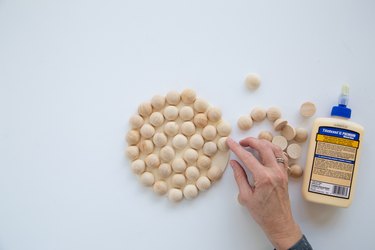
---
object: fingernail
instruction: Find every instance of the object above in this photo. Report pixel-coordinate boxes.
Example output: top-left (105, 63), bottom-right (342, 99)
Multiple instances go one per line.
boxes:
top-left (227, 137), bottom-right (234, 144)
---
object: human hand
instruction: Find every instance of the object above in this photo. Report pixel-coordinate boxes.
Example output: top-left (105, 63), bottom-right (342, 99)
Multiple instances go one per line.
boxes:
top-left (226, 137), bottom-right (302, 250)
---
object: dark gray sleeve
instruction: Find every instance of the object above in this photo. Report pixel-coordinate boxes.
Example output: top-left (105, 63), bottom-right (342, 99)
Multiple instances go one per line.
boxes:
top-left (288, 235), bottom-right (313, 250)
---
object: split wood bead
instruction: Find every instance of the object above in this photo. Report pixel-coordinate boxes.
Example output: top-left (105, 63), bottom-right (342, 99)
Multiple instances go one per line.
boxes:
top-left (197, 155), bottom-right (212, 169)
top-left (295, 128), bottom-right (308, 143)
top-left (300, 102), bottom-right (316, 117)
top-left (171, 174), bottom-right (186, 188)
top-left (216, 121), bottom-right (231, 137)
top-left (159, 146), bottom-right (175, 163)
top-left (289, 164), bottom-right (303, 178)
top-left (140, 124), bottom-right (155, 139)
top-left (181, 89), bottom-right (196, 104)
top-left (152, 132), bottom-right (168, 147)
top-left (129, 114), bottom-right (144, 129)
top-left (181, 121), bottom-right (196, 136)
top-left (183, 148), bottom-right (199, 164)
top-left (163, 106), bottom-right (179, 121)
top-left (138, 140), bottom-right (154, 155)
top-left (207, 107), bottom-right (222, 122)
top-left (179, 106), bottom-right (194, 121)
top-left (138, 102), bottom-right (153, 117)
top-left (166, 91), bottom-right (181, 105)
top-left (287, 143), bottom-right (302, 160)
top-left (193, 113), bottom-right (208, 128)
top-left (207, 167), bottom-right (223, 181)
top-left (237, 115), bottom-right (253, 130)
top-left (258, 131), bottom-right (273, 142)
top-left (272, 135), bottom-right (288, 151)
top-left (126, 130), bottom-right (140, 145)
top-left (153, 181), bottom-right (168, 195)
top-left (266, 107), bottom-right (281, 122)
top-left (131, 159), bottom-right (146, 175)
top-left (202, 125), bottom-right (217, 141)
top-left (171, 157), bottom-right (187, 173)
top-left (203, 141), bottom-right (218, 156)
top-left (217, 137), bottom-right (229, 151)
top-left (158, 163), bottom-right (172, 178)
top-left (281, 124), bottom-right (296, 141)
top-left (196, 176), bottom-right (211, 191)
top-left (273, 118), bottom-right (288, 131)
top-left (150, 95), bottom-right (166, 111)
top-left (145, 154), bottom-right (160, 168)
top-left (164, 122), bottom-right (179, 137)
top-left (193, 98), bottom-right (209, 113)
top-left (172, 134), bottom-right (188, 150)
top-left (189, 134), bottom-right (205, 150)
top-left (149, 112), bottom-right (164, 127)
top-left (168, 188), bottom-right (183, 202)
top-left (251, 107), bottom-right (267, 122)
top-left (245, 73), bottom-right (261, 90)
top-left (185, 166), bottom-right (200, 181)
top-left (140, 172), bottom-right (155, 186)
top-left (183, 184), bottom-right (198, 199)
top-left (126, 146), bottom-right (139, 160)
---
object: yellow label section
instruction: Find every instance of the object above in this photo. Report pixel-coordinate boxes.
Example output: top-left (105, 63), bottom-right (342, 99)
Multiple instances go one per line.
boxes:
top-left (317, 134), bottom-right (359, 148)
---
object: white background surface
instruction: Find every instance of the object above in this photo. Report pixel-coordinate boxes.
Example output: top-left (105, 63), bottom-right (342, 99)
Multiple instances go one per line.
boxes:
top-left (1, 1), bottom-right (375, 249)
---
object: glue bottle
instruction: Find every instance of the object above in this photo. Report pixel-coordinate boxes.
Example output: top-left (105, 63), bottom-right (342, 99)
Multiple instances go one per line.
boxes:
top-left (302, 85), bottom-right (364, 207)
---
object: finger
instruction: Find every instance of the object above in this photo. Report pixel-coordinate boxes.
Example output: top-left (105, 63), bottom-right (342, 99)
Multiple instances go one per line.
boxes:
top-left (239, 137), bottom-right (277, 166)
top-left (270, 144), bottom-right (289, 169)
top-left (230, 160), bottom-right (253, 205)
top-left (226, 137), bottom-right (262, 175)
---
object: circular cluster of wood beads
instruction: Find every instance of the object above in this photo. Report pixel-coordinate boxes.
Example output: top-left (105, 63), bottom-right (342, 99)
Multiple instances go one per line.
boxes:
top-left (126, 89), bottom-right (231, 202)
top-left (237, 106), bottom-right (309, 178)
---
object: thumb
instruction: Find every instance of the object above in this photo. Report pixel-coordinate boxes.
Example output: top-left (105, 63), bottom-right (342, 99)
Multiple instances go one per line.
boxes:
top-left (230, 160), bottom-right (253, 205)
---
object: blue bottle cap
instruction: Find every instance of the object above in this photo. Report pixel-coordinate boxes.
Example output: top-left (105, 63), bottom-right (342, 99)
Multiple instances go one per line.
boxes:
top-left (331, 84), bottom-right (351, 119)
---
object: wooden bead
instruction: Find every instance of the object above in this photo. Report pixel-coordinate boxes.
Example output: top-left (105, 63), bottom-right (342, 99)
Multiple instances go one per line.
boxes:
top-left (183, 148), bottom-right (199, 164)
top-left (126, 130), bottom-right (140, 145)
top-left (179, 106), bottom-right (194, 121)
top-left (126, 146), bottom-right (139, 160)
top-left (295, 128), bottom-right (308, 143)
top-left (245, 73), bottom-right (261, 90)
top-left (207, 107), bottom-right (222, 122)
top-left (149, 112), bottom-right (164, 127)
top-left (281, 124), bottom-right (296, 141)
top-left (289, 164), bottom-right (303, 178)
top-left (159, 146), bottom-right (175, 163)
top-left (181, 121), bottom-right (196, 137)
top-left (266, 107), bottom-right (281, 122)
top-left (181, 89), bottom-right (196, 104)
top-left (207, 166), bottom-right (223, 181)
top-left (131, 159), bottom-right (145, 175)
top-left (272, 135), bottom-right (288, 151)
top-left (196, 176), bottom-right (211, 191)
top-left (185, 166), bottom-right (200, 181)
top-left (189, 134), bottom-right (204, 149)
top-left (164, 122), bottom-right (179, 137)
top-left (287, 143), bottom-right (302, 160)
top-left (166, 91), bottom-right (181, 105)
top-left (273, 118), bottom-right (288, 131)
top-left (158, 163), bottom-right (172, 178)
top-left (197, 155), bottom-right (211, 169)
top-left (140, 172), bottom-right (155, 186)
top-left (172, 134), bottom-right (188, 150)
top-left (153, 181), bottom-right (168, 195)
top-left (145, 154), bottom-right (160, 168)
top-left (138, 102), bottom-right (152, 117)
top-left (140, 124), bottom-right (155, 139)
top-left (203, 141), bottom-right (218, 156)
top-left (300, 102), bottom-right (316, 117)
top-left (251, 107), bottom-right (267, 122)
top-left (152, 132), bottom-right (168, 147)
top-left (150, 95), bottom-right (166, 111)
top-left (216, 121), bottom-right (231, 137)
top-left (237, 115), bottom-right (253, 130)
top-left (183, 184), bottom-right (198, 199)
top-left (171, 157), bottom-right (187, 173)
top-left (193, 98), bottom-right (209, 113)
top-left (202, 125), bottom-right (217, 141)
top-left (163, 106), bottom-right (179, 121)
top-left (193, 113), bottom-right (208, 128)
top-left (168, 188), bottom-right (183, 202)
top-left (217, 137), bottom-right (229, 151)
top-left (129, 114), bottom-right (144, 129)
top-left (258, 131), bottom-right (273, 142)
top-left (171, 174), bottom-right (186, 188)
top-left (138, 139), bottom-right (154, 155)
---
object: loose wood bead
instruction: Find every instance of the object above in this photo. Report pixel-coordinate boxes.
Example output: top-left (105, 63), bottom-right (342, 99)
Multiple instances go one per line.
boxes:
top-left (258, 131), bottom-right (273, 142)
top-left (172, 157), bottom-right (187, 173)
top-left (159, 146), bottom-right (175, 163)
top-left (189, 134), bottom-right (204, 150)
top-left (179, 106), bottom-right (194, 121)
top-left (149, 112), bottom-right (164, 127)
top-left (163, 106), bottom-right (179, 121)
top-left (193, 113), bottom-right (208, 128)
top-left (164, 122), bottom-right (179, 137)
top-left (300, 101), bottom-right (316, 117)
top-left (237, 115), bottom-right (253, 130)
top-left (166, 91), bottom-right (181, 105)
top-left (138, 139), bottom-right (154, 155)
top-left (181, 89), bottom-right (196, 104)
top-left (295, 128), bottom-right (308, 143)
top-left (273, 118), bottom-right (288, 131)
top-left (202, 125), bottom-right (217, 141)
top-left (272, 135), bottom-right (288, 151)
top-left (129, 114), bottom-right (144, 129)
top-left (196, 176), bottom-right (211, 191)
top-left (145, 154), bottom-right (160, 168)
top-left (203, 141), bottom-right (218, 156)
top-left (171, 174), bottom-right (186, 188)
top-left (251, 107), bottom-right (267, 122)
top-left (181, 121), bottom-right (195, 137)
top-left (289, 164), bottom-right (303, 178)
top-left (131, 159), bottom-right (145, 175)
top-left (153, 132), bottom-right (168, 147)
top-left (183, 184), bottom-right (198, 199)
top-left (287, 143), bottom-right (302, 160)
top-left (207, 167), bottom-right (222, 181)
top-left (197, 155), bottom-right (211, 169)
top-left (126, 146), bottom-right (139, 160)
top-left (217, 137), bottom-right (229, 151)
top-left (245, 73), bottom-right (261, 90)
top-left (207, 107), bottom-right (222, 122)
top-left (185, 166), bottom-right (200, 181)
top-left (266, 107), bottom-right (281, 122)
top-left (172, 134), bottom-right (188, 150)
top-left (140, 124), bottom-right (155, 139)
top-left (150, 95), bottom-right (166, 111)
top-left (183, 148), bottom-right (199, 164)
top-left (138, 102), bottom-right (153, 117)
top-left (126, 130), bottom-right (140, 145)
top-left (216, 121), bottom-right (231, 137)
top-left (281, 124), bottom-right (296, 141)
top-left (140, 172), bottom-right (155, 186)
top-left (158, 163), bottom-right (172, 178)
top-left (193, 98), bottom-right (209, 113)
top-left (168, 188), bottom-right (183, 202)
top-left (153, 181), bottom-right (168, 195)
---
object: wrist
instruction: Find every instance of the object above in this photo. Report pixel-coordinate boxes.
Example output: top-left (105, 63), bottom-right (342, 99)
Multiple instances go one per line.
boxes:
top-left (267, 220), bottom-right (302, 250)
